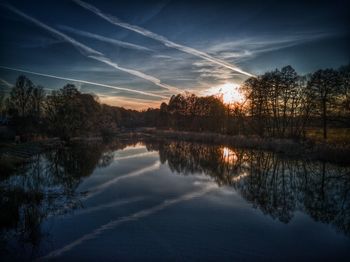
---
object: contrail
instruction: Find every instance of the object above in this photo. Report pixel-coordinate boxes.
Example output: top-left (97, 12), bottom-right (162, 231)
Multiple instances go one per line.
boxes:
top-left (3, 4), bottom-right (180, 92)
top-left (73, 0), bottom-right (255, 77)
top-left (0, 78), bottom-right (12, 87)
top-left (59, 25), bottom-right (153, 52)
top-left (90, 55), bottom-right (179, 92)
top-left (0, 66), bottom-right (168, 99)
top-left (3, 3), bottom-right (102, 57)
top-left (39, 184), bottom-right (216, 260)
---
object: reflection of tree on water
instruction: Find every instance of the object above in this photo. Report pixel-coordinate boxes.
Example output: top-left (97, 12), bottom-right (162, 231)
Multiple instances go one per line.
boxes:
top-left (151, 140), bottom-right (350, 235)
top-left (152, 140), bottom-right (247, 186)
top-left (1, 139), bottom-right (349, 258)
top-left (0, 139), bottom-right (140, 258)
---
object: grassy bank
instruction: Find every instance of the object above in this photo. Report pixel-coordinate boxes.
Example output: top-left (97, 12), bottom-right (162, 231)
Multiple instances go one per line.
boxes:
top-left (140, 129), bottom-right (350, 165)
top-left (305, 127), bottom-right (350, 145)
top-left (1, 129), bottom-right (349, 176)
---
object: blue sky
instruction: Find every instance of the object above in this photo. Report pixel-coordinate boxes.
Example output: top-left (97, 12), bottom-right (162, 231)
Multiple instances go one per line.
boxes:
top-left (0, 0), bottom-right (349, 109)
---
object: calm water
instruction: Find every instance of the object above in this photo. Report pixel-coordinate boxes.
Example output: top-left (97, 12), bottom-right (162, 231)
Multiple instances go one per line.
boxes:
top-left (1, 139), bottom-right (350, 261)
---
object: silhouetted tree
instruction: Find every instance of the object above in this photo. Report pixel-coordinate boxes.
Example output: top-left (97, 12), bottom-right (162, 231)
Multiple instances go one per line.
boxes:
top-left (5, 76), bottom-right (45, 135)
top-left (44, 84), bottom-right (101, 140)
top-left (2, 67), bottom-right (348, 141)
top-left (6, 75), bottom-right (34, 117)
top-left (0, 90), bottom-right (5, 116)
top-left (307, 69), bottom-right (341, 139)
top-left (338, 64), bottom-right (350, 122)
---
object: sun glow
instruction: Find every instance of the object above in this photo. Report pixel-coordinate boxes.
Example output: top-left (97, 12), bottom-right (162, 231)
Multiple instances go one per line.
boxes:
top-left (205, 82), bottom-right (245, 104)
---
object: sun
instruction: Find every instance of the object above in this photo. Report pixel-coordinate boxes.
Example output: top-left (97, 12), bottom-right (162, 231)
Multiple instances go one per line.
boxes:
top-left (204, 82), bottom-right (245, 104)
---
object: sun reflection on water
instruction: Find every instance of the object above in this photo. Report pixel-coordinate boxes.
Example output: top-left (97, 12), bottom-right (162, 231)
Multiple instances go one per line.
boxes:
top-left (222, 146), bottom-right (238, 164)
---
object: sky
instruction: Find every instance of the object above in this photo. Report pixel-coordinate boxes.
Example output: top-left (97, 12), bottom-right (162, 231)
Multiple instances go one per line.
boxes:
top-left (0, 0), bottom-right (349, 109)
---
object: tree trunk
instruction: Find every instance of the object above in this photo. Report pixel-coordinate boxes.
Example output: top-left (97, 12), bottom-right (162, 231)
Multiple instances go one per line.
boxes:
top-left (322, 98), bottom-right (327, 140)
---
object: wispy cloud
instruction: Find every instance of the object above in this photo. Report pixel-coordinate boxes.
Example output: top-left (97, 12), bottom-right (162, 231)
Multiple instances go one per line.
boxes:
top-left (0, 66), bottom-right (167, 99)
top-left (73, 0), bottom-right (255, 77)
top-left (192, 31), bottom-right (337, 83)
top-left (59, 25), bottom-right (153, 52)
top-left (3, 4), bottom-right (102, 57)
top-left (3, 4), bottom-right (179, 94)
top-left (99, 96), bottom-right (163, 110)
top-left (208, 32), bottom-right (339, 62)
top-left (90, 55), bottom-right (180, 92)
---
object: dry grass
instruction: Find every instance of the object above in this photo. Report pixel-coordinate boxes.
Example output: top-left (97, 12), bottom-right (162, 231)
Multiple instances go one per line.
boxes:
top-left (306, 127), bottom-right (350, 145)
top-left (141, 129), bottom-right (350, 165)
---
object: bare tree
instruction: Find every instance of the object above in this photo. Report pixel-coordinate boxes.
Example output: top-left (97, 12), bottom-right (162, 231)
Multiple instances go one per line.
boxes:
top-left (307, 69), bottom-right (341, 139)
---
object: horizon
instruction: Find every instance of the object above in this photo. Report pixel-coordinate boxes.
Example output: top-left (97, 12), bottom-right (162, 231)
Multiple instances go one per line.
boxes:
top-left (1, 1), bottom-right (350, 260)
top-left (0, 0), bottom-right (349, 109)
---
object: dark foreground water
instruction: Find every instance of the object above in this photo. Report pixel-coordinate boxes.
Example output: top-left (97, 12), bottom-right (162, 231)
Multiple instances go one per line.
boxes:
top-left (1, 139), bottom-right (350, 261)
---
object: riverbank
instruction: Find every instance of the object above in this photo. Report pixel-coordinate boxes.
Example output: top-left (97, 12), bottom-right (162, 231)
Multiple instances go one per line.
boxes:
top-left (1, 129), bottom-right (349, 176)
top-left (0, 138), bottom-right (63, 177)
top-left (139, 129), bottom-right (350, 165)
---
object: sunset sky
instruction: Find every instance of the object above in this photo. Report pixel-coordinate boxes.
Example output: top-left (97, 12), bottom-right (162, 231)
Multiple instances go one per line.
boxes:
top-left (0, 0), bottom-right (349, 109)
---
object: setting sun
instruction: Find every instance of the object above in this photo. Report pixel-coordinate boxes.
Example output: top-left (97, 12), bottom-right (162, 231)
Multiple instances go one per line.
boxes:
top-left (205, 82), bottom-right (245, 104)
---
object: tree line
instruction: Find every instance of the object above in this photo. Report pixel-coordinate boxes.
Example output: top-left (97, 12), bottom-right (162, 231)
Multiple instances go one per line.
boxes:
top-left (159, 64), bottom-right (350, 139)
top-left (0, 76), bottom-right (159, 141)
top-left (241, 65), bottom-right (350, 139)
top-left (0, 64), bottom-right (349, 141)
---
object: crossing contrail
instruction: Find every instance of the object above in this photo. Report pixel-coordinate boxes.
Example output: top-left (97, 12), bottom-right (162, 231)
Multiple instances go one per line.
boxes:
top-left (59, 25), bottom-right (153, 52)
top-left (0, 66), bottom-right (168, 99)
top-left (2, 4), bottom-right (180, 93)
top-left (89, 55), bottom-right (180, 92)
top-left (73, 0), bottom-right (255, 78)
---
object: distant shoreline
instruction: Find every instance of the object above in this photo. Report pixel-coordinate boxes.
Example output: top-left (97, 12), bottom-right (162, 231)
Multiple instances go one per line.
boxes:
top-left (1, 129), bottom-right (350, 176)
top-left (134, 129), bottom-right (350, 166)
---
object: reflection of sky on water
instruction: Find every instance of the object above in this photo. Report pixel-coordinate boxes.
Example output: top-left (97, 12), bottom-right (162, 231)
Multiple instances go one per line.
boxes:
top-left (1, 141), bottom-right (350, 261)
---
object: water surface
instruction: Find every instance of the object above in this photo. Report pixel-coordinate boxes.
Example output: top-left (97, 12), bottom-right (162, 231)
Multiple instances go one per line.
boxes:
top-left (1, 139), bottom-right (350, 261)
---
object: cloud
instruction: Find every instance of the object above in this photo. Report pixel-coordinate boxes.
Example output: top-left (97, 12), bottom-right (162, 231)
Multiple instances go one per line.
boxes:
top-left (191, 31), bottom-right (337, 83)
top-left (3, 4), bottom-right (179, 94)
top-left (0, 66), bottom-right (167, 99)
top-left (59, 25), bottom-right (153, 52)
top-left (90, 55), bottom-right (180, 93)
top-left (99, 96), bottom-right (164, 110)
top-left (207, 31), bottom-right (339, 62)
top-left (3, 4), bottom-right (102, 57)
top-left (192, 60), bottom-right (243, 85)
top-left (72, 0), bottom-right (255, 77)
top-left (152, 54), bottom-right (180, 61)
